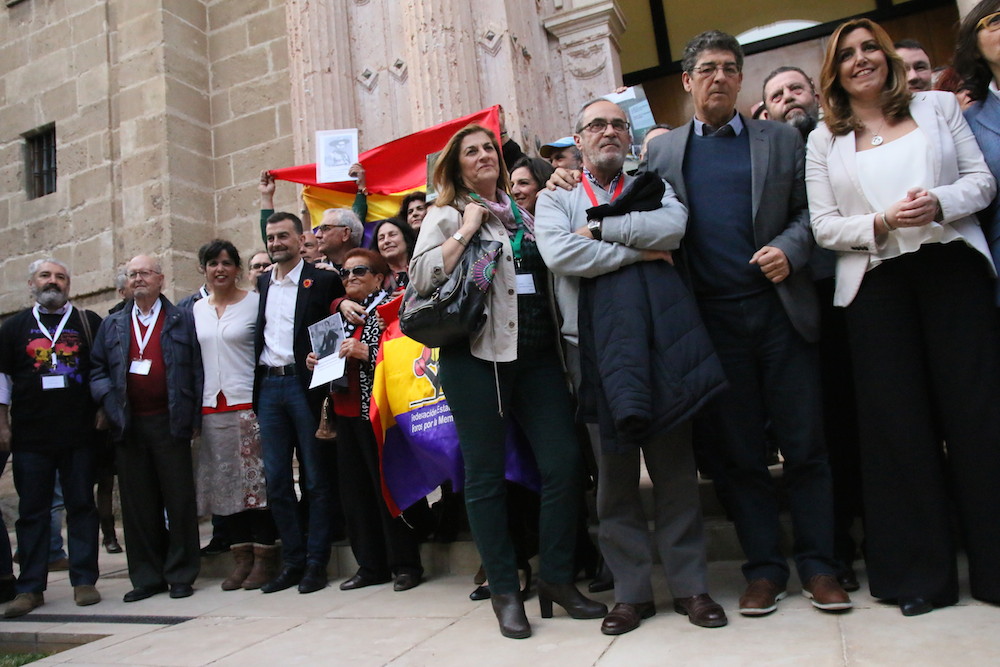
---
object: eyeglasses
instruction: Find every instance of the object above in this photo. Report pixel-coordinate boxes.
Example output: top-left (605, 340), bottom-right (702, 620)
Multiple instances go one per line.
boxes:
top-left (689, 63), bottom-right (741, 78)
top-left (127, 270), bottom-right (160, 280)
top-left (580, 118), bottom-right (630, 134)
top-left (249, 263), bottom-right (270, 271)
top-left (977, 11), bottom-right (1000, 32)
top-left (315, 224), bottom-right (348, 234)
top-left (339, 265), bottom-right (372, 279)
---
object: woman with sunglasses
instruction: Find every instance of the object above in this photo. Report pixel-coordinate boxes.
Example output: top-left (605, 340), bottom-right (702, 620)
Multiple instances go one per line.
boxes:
top-left (806, 17), bottom-right (1000, 616)
top-left (409, 125), bottom-right (605, 639)
top-left (309, 248), bottom-right (423, 592)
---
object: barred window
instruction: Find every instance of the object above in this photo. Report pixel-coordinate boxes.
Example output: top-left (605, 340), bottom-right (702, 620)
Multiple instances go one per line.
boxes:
top-left (24, 124), bottom-right (56, 199)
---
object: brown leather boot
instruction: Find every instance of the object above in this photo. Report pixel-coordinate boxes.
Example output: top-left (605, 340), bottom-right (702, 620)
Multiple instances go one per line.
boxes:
top-left (242, 544), bottom-right (279, 590)
top-left (221, 543), bottom-right (254, 591)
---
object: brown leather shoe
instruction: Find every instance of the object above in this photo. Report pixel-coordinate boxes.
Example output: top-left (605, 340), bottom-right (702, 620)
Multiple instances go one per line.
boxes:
top-left (802, 574), bottom-right (852, 611)
top-left (673, 593), bottom-right (728, 628)
top-left (600, 601), bottom-right (656, 635)
top-left (738, 579), bottom-right (786, 616)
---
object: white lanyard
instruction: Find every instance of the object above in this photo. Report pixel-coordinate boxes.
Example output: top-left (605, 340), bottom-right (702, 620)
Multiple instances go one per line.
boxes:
top-left (32, 304), bottom-right (73, 369)
top-left (131, 303), bottom-right (160, 359)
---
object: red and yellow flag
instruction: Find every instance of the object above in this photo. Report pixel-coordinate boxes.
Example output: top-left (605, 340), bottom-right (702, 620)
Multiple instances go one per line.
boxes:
top-left (270, 106), bottom-right (501, 223)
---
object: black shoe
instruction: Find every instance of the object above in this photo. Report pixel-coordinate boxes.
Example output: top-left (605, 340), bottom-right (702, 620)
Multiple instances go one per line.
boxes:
top-left (298, 563), bottom-right (328, 594)
top-left (470, 584), bottom-right (491, 601)
top-left (393, 573), bottom-right (421, 592)
top-left (899, 597), bottom-right (933, 617)
top-left (260, 566), bottom-right (304, 594)
top-left (169, 584), bottom-right (194, 599)
top-left (200, 537), bottom-right (231, 557)
top-left (537, 579), bottom-right (608, 619)
top-left (837, 569), bottom-right (860, 593)
top-left (588, 560), bottom-right (614, 594)
top-left (104, 540), bottom-right (123, 554)
top-left (491, 592), bottom-right (531, 639)
top-left (339, 572), bottom-right (391, 591)
top-left (123, 584), bottom-right (167, 603)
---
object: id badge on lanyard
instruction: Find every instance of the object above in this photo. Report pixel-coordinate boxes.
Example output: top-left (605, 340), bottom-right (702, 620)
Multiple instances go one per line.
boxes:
top-left (130, 306), bottom-right (157, 375)
top-left (33, 304), bottom-right (72, 390)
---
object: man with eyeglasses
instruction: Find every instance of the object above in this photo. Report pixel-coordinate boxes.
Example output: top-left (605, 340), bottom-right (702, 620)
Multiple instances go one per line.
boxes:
top-left (90, 255), bottom-right (202, 603)
top-left (253, 212), bottom-right (344, 594)
top-left (642, 30), bottom-right (848, 617)
top-left (536, 98), bottom-right (726, 635)
top-left (247, 251), bottom-right (272, 291)
top-left (312, 208), bottom-right (364, 273)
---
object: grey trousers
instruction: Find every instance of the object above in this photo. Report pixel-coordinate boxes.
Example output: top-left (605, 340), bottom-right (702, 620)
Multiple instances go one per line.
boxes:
top-left (565, 343), bottom-right (710, 603)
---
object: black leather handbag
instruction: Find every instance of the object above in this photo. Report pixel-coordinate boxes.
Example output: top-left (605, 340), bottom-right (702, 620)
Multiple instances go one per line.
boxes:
top-left (399, 235), bottom-right (502, 348)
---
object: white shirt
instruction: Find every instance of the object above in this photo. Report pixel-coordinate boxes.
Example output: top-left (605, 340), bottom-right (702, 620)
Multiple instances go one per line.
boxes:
top-left (194, 291), bottom-right (259, 407)
top-left (857, 128), bottom-right (962, 266)
top-left (259, 259), bottom-right (303, 368)
top-left (133, 297), bottom-right (162, 327)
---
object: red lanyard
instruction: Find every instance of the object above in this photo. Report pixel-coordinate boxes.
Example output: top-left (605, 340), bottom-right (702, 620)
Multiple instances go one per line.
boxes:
top-left (581, 173), bottom-right (624, 207)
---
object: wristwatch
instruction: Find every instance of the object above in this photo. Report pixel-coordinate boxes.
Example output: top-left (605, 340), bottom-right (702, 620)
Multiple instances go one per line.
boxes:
top-left (587, 218), bottom-right (603, 241)
top-left (452, 232), bottom-right (469, 247)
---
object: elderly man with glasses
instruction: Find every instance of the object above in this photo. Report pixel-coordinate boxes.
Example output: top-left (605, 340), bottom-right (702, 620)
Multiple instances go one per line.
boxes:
top-left (90, 255), bottom-right (203, 603)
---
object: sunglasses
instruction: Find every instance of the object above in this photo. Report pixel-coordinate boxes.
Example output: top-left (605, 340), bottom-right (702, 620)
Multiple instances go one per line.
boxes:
top-left (977, 11), bottom-right (1000, 32)
top-left (339, 265), bottom-right (373, 279)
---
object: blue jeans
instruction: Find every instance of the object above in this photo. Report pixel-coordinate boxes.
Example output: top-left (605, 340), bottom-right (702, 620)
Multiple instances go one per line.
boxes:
top-left (12, 446), bottom-right (98, 593)
top-left (257, 375), bottom-right (332, 568)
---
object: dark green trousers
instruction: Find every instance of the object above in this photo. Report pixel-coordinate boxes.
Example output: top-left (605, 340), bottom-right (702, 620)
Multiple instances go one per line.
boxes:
top-left (439, 344), bottom-right (582, 595)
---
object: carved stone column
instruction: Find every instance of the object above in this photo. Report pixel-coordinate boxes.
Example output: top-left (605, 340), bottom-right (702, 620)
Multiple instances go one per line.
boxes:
top-left (284, 0), bottom-right (358, 164)
top-left (400, 0), bottom-right (484, 130)
top-left (544, 0), bottom-right (626, 118)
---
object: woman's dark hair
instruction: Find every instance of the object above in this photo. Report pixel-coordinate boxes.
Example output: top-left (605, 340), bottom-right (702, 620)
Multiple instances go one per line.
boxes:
top-left (819, 18), bottom-right (911, 136)
top-left (200, 239), bottom-right (242, 270)
top-left (509, 156), bottom-right (554, 191)
top-left (368, 217), bottom-right (417, 261)
top-left (396, 191), bottom-right (427, 221)
top-left (954, 0), bottom-right (1000, 101)
top-left (342, 247), bottom-right (389, 280)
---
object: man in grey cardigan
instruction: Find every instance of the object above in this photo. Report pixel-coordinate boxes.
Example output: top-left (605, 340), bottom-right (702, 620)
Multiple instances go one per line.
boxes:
top-left (534, 98), bottom-right (726, 635)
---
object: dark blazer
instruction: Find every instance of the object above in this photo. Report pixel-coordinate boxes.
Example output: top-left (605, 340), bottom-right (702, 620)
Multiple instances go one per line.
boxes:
top-left (90, 296), bottom-right (203, 442)
top-left (643, 116), bottom-right (820, 342)
top-left (966, 93), bottom-right (1000, 305)
top-left (253, 260), bottom-right (344, 417)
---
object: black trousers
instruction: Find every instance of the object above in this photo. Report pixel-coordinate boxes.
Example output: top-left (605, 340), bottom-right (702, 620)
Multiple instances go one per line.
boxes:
top-left (846, 242), bottom-right (1000, 603)
top-left (337, 415), bottom-right (422, 579)
top-left (117, 413), bottom-right (200, 589)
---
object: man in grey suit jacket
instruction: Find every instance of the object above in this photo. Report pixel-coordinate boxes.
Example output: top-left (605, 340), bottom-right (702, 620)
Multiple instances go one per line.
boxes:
top-left (642, 30), bottom-right (849, 616)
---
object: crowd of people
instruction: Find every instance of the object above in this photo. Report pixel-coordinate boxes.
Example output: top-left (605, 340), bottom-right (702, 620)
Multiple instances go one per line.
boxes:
top-left (2, 6), bottom-right (1000, 644)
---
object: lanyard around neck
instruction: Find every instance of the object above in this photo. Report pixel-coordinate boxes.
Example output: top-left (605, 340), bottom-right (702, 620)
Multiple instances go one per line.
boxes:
top-left (581, 173), bottom-right (624, 207)
top-left (32, 304), bottom-right (73, 368)
top-left (131, 303), bottom-right (160, 359)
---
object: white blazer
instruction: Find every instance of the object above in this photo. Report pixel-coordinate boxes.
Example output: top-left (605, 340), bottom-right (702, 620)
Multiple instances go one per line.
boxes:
top-left (806, 91), bottom-right (997, 306)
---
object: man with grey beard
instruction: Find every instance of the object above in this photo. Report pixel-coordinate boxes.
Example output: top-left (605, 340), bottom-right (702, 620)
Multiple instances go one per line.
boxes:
top-left (535, 98), bottom-right (726, 635)
top-left (761, 66), bottom-right (820, 139)
top-left (0, 259), bottom-right (103, 617)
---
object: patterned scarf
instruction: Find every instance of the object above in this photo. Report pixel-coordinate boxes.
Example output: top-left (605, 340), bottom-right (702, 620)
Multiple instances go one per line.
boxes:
top-left (478, 189), bottom-right (535, 243)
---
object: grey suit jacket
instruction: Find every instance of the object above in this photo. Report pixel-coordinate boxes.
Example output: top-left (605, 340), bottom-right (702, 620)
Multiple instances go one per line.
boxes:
top-left (643, 116), bottom-right (819, 342)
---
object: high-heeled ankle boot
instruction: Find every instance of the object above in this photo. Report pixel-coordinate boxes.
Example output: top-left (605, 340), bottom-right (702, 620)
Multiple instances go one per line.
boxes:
top-left (537, 580), bottom-right (608, 619)
top-left (491, 592), bottom-right (531, 639)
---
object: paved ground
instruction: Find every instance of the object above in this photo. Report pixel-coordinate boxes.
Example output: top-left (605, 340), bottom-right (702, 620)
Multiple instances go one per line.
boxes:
top-left (0, 538), bottom-right (997, 667)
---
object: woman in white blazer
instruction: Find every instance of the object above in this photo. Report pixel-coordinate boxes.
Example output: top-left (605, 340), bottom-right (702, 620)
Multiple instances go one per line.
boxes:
top-left (806, 18), bottom-right (1000, 617)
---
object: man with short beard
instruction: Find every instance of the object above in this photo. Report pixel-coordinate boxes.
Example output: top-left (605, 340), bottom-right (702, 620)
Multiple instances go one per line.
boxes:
top-left (535, 98), bottom-right (726, 635)
top-left (761, 64), bottom-right (865, 593)
top-left (761, 66), bottom-right (820, 139)
top-left (0, 259), bottom-right (103, 617)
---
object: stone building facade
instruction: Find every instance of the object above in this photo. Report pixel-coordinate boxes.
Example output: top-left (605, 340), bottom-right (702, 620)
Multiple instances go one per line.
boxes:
top-left (0, 0), bottom-right (970, 314)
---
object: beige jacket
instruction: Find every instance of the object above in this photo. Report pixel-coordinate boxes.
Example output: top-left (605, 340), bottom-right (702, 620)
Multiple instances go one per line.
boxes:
top-left (409, 201), bottom-right (518, 362)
